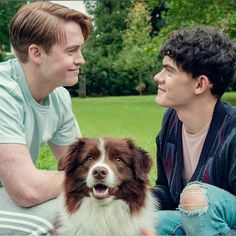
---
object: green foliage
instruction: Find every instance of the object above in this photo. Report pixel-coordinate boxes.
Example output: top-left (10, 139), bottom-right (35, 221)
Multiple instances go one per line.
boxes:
top-left (83, 0), bottom-right (132, 96)
top-left (82, 0), bottom-right (235, 97)
top-left (0, 0), bottom-right (26, 51)
top-left (221, 3), bottom-right (236, 38)
top-left (113, 1), bottom-right (155, 94)
top-left (36, 145), bottom-right (56, 170)
top-left (83, 0), bottom-right (159, 96)
top-left (147, 0), bottom-right (167, 36)
top-left (82, 0), bottom-right (236, 96)
top-left (154, 0), bottom-right (236, 44)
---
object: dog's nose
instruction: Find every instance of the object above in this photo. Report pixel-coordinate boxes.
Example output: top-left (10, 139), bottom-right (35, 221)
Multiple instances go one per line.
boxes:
top-left (92, 166), bottom-right (108, 179)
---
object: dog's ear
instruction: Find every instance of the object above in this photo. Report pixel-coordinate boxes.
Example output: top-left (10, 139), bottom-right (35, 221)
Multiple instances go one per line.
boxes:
top-left (125, 138), bottom-right (153, 183)
top-left (58, 138), bottom-right (86, 172)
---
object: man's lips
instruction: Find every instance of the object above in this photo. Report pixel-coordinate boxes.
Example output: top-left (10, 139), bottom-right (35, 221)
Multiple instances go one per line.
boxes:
top-left (158, 86), bottom-right (166, 92)
top-left (68, 68), bottom-right (79, 72)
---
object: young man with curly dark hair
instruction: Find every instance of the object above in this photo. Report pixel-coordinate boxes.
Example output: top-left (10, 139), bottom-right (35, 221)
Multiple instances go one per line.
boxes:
top-left (152, 26), bottom-right (236, 235)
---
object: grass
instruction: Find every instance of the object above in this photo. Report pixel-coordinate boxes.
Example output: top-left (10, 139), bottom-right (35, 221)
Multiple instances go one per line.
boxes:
top-left (36, 92), bottom-right (236, 185)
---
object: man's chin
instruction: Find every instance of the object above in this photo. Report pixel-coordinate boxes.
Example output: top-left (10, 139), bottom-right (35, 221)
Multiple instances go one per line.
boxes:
top-left (155, 96), bottom-right (166, 106)
top-left (155, 100), bottom-right (172, 109)
top-left (63, 78), bottom-right (79, 87)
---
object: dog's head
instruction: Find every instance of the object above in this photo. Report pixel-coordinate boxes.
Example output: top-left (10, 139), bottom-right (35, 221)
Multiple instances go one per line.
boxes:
top-left (59, 137), bottom-right (153, 213)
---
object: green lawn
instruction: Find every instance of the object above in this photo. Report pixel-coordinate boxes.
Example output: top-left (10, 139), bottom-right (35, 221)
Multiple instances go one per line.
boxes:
top-left (36, 92), bottom-right (236, 185)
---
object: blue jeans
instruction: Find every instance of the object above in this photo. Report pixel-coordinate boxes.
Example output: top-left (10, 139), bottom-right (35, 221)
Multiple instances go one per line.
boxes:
top-left (155, 182), bottom-right (236, 235)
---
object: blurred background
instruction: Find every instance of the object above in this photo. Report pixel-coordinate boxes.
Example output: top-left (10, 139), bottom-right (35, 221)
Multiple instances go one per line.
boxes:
top-left (1, 0), bottom-right (236, 98)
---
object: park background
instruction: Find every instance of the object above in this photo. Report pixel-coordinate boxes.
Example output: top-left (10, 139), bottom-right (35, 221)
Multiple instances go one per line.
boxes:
top-left (1, 0), bottom-right (236, 184)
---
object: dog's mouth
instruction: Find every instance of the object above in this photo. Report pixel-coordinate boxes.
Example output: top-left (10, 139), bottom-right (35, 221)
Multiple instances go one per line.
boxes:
top-left (92, 184), bottom-right (118, 200)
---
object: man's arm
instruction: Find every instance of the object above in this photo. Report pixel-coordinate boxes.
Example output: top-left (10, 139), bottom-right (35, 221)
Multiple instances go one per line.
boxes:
top-left (48, 141), bottom-right (69, 162)
top-left (0, 143), bottom-right (64, 207)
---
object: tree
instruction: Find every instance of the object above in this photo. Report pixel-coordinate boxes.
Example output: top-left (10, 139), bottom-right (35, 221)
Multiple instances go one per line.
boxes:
top-left (82, 0), bottom-right (135, 96)
top-left (153, 0), bottom-right (236, 43)
top-left (81, 0), bottom-right (236, 96)
top-left (0, 0), bottom-right (26, 52)
top-left (0, 0), bottom-right (26, 62)
top-left (113, 0), bottom-right (155, 95)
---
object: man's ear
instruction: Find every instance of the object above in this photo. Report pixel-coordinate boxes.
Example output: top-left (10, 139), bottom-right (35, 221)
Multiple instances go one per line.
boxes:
top-left (194, 75), bottom-right (212, 95)
top-left (28, 44), bottom-right (44, 64)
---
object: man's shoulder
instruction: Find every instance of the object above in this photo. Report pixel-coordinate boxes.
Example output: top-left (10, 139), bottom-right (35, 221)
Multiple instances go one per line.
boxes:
top-left (216, 100), bottom-right (236, 123)
top-left (216, 99), bottom-right (236, 113)
top-left (0, 59), bottom-right (23, 99)
top-left (0, 58), bottom-right (18, 78)
top-left (211, 100), bottom-right (236, 145)
top-left (51, 86), bottom-right (70, 101)
top-left (50, 86), bottom-right (71, 110)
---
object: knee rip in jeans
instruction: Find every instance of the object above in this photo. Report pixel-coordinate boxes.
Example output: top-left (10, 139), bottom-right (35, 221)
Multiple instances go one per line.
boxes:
top-left (179, 182), bottom-right (208, 216)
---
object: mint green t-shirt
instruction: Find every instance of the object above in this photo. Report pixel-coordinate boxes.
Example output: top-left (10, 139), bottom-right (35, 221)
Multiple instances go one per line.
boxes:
top-left (0, 59), bottom-right (81, 162)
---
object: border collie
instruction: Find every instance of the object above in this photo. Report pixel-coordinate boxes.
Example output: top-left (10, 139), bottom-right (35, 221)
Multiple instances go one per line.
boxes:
top-left (53, 137), bottom-right (156, 236)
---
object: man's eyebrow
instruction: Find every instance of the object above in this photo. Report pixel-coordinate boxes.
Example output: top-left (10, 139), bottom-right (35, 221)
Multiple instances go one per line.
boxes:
top-left (64, 45), bottom-right (81, 51)
top-left (163, 64), bottom-right (178, 72)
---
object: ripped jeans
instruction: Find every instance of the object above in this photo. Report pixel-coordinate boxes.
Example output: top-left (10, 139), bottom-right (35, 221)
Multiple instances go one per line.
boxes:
top-left (155, 182), bottom-right (236, 235)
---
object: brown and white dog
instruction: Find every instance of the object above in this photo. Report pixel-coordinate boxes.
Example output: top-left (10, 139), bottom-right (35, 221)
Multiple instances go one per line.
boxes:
top-left (54, 137), bottom-right (157, 236)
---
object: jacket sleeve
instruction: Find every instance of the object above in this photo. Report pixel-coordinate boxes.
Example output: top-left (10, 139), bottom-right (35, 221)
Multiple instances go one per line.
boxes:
top-left (213, 129), bottom-right (236, 195)
top-left (224, 131), bottom-right (236, 195)
top-left (151, 134), bottom-right (176, 210)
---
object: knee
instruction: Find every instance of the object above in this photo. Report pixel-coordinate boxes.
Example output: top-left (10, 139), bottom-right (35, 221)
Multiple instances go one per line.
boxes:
top-left (179, 182), bottom-right (208, 211)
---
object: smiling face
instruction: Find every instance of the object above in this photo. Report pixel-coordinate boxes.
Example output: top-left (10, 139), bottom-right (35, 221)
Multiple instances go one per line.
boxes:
top-left (85, 138), bottom-right (135, 202)
top-left (153, 56), bottom-right (198, 110)
top-left (39, 21), bottom-right (85, 89)
top-left (59, 137), bottom-right (152, 213)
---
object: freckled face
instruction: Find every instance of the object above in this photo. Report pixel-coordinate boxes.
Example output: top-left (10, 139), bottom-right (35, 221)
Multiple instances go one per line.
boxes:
top-left (153, 56), bottom-right (197, 109)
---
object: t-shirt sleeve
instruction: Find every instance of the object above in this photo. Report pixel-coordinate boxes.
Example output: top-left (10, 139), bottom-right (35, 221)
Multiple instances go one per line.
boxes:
top-left (0, 87), bottom-right (26, 144)
top-left (50, 89), bottom-right (81, 145)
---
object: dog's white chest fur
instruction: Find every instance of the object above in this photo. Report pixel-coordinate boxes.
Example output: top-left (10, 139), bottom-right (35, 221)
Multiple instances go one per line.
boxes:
top-left (56, 192), bottom-right (156, 236)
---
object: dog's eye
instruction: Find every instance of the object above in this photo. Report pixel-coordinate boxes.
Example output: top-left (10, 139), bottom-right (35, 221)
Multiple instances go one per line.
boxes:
top-left (86, 156), bottom-right (93, 162)
top-left (115, 156), bottom-right (122, 162)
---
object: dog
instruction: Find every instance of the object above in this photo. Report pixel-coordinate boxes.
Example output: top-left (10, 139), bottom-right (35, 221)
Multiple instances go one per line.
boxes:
top-left (53, 137), bottom-right (157, 236)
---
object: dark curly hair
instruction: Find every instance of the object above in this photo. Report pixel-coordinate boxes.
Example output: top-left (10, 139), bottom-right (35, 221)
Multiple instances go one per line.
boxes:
top-left (160, 26), bottom-right (236, 98)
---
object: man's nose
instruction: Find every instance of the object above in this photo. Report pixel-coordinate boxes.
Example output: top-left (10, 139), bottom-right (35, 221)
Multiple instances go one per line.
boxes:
top-left (153, 70), bottom-right (164, 83)
top-left (75, 51), bottom-right (85, 65)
